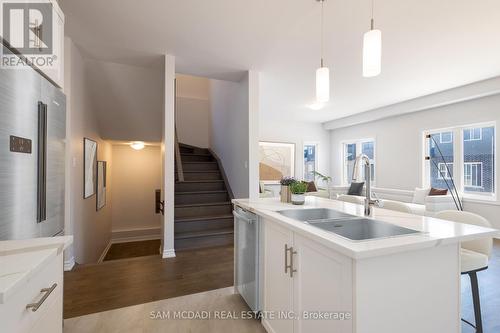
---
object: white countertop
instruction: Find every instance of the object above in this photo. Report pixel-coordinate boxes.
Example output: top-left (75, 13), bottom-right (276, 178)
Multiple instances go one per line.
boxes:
top-left (0, 236), bottom-right (73, 304)
top-left (233, 197), bottom-right (500, 259)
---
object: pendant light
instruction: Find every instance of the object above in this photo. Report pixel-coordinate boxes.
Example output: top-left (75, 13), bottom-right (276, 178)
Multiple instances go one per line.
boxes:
top-left (363, 0), bottom-right (382, 77)
top-left (316, 0), bottom-right (330, 103)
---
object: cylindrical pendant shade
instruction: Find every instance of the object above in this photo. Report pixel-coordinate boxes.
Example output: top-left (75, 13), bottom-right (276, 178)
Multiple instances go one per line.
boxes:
top-left (316, 66), bottom-right (330, 103)
top-left (363, 29), bottom-right (382, 77)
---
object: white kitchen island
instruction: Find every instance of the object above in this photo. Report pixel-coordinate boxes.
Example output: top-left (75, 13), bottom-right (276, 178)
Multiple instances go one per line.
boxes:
top-left (233, 197), bottom-right (499, 333)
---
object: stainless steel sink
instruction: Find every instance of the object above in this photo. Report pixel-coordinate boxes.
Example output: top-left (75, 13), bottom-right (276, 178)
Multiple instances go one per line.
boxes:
top-left (277, 208), bottom-right (356, 222)
top-left (277, 208), bottom-right (420, 241)
top-left (306, 218), bottom-right (420, 241)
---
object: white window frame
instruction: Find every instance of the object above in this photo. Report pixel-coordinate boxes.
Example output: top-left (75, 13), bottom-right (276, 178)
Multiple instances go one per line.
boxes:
top-left (440, 132), bottom-right (453, 144)
top-left (437, 162), bottom-right (453, 180)
top-left (341, 138), bottom-right (376, 186)
top-left (422, 121), bottom-right (496, 201)
top-left (464, 162), bottom-right (483, 188)
top-left (463, 128), bottom-right (482, 142)
top-left (303, 142), bottom-right (319, 182)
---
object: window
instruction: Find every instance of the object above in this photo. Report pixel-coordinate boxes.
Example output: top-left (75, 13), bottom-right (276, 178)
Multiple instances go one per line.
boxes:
top-left (463, 126), bottom-right (494, 194)
top-left (464, 128), bottom-right (482, 141)
top-left (303, 143), bottom-right (318, 182)
top-left (464, 162), bottom-right (482, 188)
top-left (424, 123), bottom-right (496, 199)
top-left (437, 163), bottom-right (453, 180)
top-left (440, 132), bottom-right (453, 144)
top-left (342, 139), bottom-right (375, 185)
top-left (428, 131), bottom-right (454, 189)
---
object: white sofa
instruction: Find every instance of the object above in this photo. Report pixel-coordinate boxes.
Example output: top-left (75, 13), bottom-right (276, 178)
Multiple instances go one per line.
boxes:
top-left (330, 186), bottom-right (458, 216)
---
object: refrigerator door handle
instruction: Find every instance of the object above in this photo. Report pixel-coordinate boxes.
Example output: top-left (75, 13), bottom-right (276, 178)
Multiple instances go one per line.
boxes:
top-left (37, 102), bottom-right (47, 223)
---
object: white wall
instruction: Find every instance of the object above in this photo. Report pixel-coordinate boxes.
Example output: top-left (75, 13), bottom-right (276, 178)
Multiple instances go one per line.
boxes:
top-left (110, 145), bottom-right (161, 237)
top-left (329, 93), bottom-right (500, 229)
top-left (176, 74), bottom-right (211, 148)
top-left (210, 75), bottom-right (250, 198)
top-left (64, 37), bottom-right (113, 264)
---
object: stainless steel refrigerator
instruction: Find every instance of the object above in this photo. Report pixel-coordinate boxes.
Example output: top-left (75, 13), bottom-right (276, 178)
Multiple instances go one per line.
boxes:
top-left (0, 44), bottom-right (66, 240)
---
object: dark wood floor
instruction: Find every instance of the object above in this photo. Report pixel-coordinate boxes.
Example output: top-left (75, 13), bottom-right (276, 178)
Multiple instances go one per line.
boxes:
top-left (103, 239), bottom-right (161, 261)
top-left (462, 239), bottom-right (500, 333)
top-left (64, 244), bottom-right (234, 319)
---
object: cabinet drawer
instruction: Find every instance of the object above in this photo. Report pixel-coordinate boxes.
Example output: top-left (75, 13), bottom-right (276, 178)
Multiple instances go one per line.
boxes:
top-left (0, 250), bottom-right (63, 333)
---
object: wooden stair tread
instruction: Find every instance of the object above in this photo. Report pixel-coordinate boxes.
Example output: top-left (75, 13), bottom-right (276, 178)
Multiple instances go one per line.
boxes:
top-left (178, 170), bottom-right (220, 173)
top-left (176, 180), bottom-right (224, 183)
top-left (182, 161), bottom-right (217, 164)
top-left (175, 228), bottom-right (234, 239)
top-left (175, 190), bottom-right (228, 195)
top-left (175, 201), bottom-right (232, 208)
top-left (175, 214), bottom-right (233, 223)
top-left (180, 153), bottom-right (212, 157)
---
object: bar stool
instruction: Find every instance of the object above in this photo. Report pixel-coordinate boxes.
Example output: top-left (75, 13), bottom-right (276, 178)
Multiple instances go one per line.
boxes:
top-left (436, 210), bottom-right (493, 333)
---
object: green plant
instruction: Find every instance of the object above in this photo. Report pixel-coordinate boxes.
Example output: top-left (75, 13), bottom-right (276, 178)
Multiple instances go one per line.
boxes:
top-left (289, 181), bottom-right (308, 194)
top-left (313, 171), bottom-right (332, 183)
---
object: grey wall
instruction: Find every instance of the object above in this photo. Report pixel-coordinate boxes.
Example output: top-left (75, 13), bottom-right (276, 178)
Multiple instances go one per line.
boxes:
top-left (329, 93), bottom-right (500, 229)
top-left (64, 38), bottom-right (113, 264)
top-left (209, 75), bottom-right (250, 199)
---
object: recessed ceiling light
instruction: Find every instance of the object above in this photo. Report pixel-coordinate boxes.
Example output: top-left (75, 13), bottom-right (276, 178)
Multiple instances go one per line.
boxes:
top-left (130, 141), bottom-right (145, 150)
top-left (308, 102), bottom-right (325, 110)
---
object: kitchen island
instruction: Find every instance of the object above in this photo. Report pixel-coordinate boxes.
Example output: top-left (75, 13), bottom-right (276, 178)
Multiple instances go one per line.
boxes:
top-left (233, 197), bottom-right (498, 333)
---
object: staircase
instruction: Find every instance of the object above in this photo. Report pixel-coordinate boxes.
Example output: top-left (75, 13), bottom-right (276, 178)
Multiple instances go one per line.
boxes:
top-left (174, 143), bottom-right (234, 250)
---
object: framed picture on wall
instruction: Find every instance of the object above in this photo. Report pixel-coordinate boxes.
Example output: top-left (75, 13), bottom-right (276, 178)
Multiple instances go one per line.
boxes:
top-left (83, 138), bottom-right (97, 199)
top-left (97, 161), bottom-right (107, 210)
top-left (259, 141), bottom-right (295, 184)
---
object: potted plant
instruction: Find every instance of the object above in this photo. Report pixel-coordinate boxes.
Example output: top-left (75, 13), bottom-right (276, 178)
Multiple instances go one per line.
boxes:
top-left (280, 177), bottom-right (296, 203)
top-left (289, 181), bottom-right (308, 205)
top-left (313, 171), bottom-right (333, 198)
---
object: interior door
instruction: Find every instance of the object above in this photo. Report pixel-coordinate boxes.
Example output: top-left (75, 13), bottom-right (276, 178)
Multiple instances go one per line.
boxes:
top-left (0, 46), bottom-right (42, 240)
top-left (292, 234), bottom-right (353, 333)
top-left (262, 220), bottom-right (294, 333)
top-left (40, 79), bottom-right (66, 237)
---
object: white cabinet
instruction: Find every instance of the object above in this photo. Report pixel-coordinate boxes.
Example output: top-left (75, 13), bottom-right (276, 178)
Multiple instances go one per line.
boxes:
top-left (292, 234), bottom-right (352, 333)
top-left (262, 219), bottom-right (353, 333)
top-left (0, 249), bottom-right (64, 333)
top-left (262, 222), bottom-right (294, 333)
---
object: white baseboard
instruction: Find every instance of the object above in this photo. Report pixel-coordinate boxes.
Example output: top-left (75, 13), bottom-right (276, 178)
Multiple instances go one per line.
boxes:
top-left (162, 248), bottom-right (176, 258)
top-left (64, 256), bottom-right (75, 271)
top-left (98, 240), bottom-right (113, 263)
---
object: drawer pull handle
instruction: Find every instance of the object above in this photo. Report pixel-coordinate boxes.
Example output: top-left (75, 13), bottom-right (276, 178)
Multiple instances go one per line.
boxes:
top-left (26, 283), bottom-right (57, 312)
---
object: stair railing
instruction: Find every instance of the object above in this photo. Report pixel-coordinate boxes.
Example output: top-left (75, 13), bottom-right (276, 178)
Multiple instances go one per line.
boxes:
top-left (174, 78), bottom-right (184, 182)
top-left (175, 128), bottom-right (184, 182)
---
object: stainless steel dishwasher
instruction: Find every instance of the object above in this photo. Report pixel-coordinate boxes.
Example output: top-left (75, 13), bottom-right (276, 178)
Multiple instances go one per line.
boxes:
top-left (233, 205), bottom-right (261, 312)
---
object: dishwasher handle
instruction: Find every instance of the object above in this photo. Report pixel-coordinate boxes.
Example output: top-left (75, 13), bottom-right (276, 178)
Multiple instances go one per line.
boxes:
top-left (233, 210), bottom-right (256, 224)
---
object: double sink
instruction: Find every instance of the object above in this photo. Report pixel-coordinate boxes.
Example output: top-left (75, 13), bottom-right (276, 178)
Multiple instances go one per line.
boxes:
top-left (277, 208), bottom-right (420, 241)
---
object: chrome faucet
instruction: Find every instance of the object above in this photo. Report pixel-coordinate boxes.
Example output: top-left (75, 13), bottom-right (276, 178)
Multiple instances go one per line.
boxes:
top-left (352, 154), bottom-right (380, 216)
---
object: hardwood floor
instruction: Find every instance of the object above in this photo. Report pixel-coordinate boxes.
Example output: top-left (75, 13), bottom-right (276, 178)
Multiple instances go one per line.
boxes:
top-left (103, 239), bottom-right (161, 261)
top-left (64, 245), bottom-right (234, 319)
top-left (461, 239), bottom-right (500, 333)
top-left (65, 239), bottom-right (500, 331)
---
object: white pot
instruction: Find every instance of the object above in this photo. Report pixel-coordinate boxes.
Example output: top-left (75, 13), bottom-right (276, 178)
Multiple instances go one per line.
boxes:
top-left (291, 193), bottom-right (305, 205)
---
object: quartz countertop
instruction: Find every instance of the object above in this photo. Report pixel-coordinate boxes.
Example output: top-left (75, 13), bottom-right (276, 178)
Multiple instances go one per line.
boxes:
top-left (233, 197), bottom-right (499, 259)
top-left (0, 236), bottom-right (73, 304)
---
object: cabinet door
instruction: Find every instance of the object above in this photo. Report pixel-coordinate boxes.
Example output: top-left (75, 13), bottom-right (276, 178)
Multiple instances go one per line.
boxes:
top-left (292, 234), bottom-right (353, 333)
top-left (262, 220), bottom-right (294, 333)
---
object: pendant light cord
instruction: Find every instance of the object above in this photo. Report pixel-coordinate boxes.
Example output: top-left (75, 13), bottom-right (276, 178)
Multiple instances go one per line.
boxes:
top-left (320, 0), bottom-right (324, 67)
top-left (370, 0), bottom-right (375, 30)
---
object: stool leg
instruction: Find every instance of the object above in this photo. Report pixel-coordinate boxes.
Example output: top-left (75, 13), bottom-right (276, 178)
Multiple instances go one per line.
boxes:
top-left (469, 271), bottom-right (483, 333)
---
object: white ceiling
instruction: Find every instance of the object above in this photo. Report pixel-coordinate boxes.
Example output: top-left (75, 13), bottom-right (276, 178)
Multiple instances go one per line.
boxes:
top-left (60, 0), bottom-right (500, 123)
